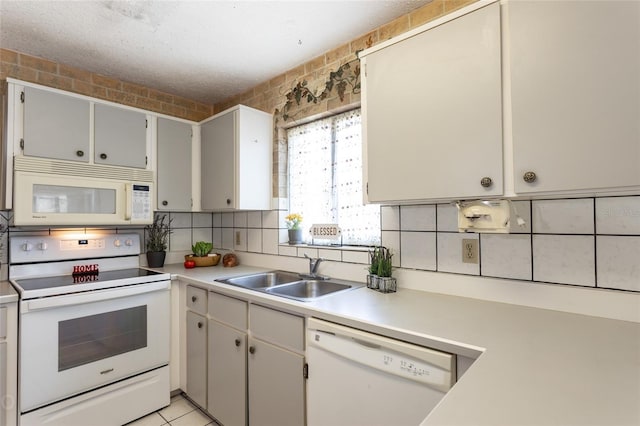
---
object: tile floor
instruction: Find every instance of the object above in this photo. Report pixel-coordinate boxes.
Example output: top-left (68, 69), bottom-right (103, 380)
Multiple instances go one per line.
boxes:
top-left (126, 394), bottom-right (218, 426)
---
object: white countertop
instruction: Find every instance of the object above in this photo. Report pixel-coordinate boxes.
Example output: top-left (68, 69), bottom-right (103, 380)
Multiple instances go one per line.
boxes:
top-left (0, 281), bottom-right (18, 304)
top-left (158, 263), bottom-right (640, 426)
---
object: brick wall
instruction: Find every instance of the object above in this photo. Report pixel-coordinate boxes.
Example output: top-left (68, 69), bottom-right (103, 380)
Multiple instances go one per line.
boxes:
top-left (0, 48), bottom-right (213, 122)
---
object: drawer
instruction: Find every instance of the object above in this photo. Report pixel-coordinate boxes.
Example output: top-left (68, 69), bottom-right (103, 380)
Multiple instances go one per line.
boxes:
top-left (186, 285), bottom-right (207, 314)
top-left (208, 292), bottom-right (247, 330)
top-left (249, 304), bottom-right (304, 352)
top-left (0, 307), bottom-right (6, 339)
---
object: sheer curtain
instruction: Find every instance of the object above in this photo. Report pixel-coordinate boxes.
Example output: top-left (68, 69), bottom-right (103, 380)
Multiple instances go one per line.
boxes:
top-left (288, 109), bottom-right (380, 245)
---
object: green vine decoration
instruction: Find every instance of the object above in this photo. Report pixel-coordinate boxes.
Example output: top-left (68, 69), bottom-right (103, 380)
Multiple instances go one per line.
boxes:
top-left (276, 61), bottom-right (361, 121)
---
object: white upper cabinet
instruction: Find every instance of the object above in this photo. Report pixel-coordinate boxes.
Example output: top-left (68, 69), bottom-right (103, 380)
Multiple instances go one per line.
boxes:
top-left (507, 0), bottom-right (640, 195)
top-left (361, 2), bottom-right (503, 203)
top-left (200, 105), bottom-right (272, 210)
top-left (94, 103), bottom-right (148, 168)
top-left (157, 117), bottom-right (192, 211)
top-left (23, 86), bottom-right (90, 162)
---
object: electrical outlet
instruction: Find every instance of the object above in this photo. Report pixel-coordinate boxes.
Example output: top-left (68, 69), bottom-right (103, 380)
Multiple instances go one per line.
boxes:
top-left (462, 239), bottom-right (478, 264)
top-left (235, 231), bottom-right (241, 246)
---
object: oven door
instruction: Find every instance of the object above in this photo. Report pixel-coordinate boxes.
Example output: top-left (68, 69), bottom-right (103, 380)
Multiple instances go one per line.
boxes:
top-left (19, 280), bottom-right (170, 412)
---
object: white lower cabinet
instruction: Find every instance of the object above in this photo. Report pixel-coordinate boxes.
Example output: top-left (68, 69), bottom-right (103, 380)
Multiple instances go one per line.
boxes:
top-left (185, 285), bottom-right (208, 409)
top-left (0, 302), bottom-right (18, 426)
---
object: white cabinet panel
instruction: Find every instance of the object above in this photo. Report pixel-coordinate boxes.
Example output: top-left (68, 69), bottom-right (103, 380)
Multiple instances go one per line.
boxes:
top-left (363, 2), bottom-right (503, 203)
top-left (508, 0), bottom-right (640, 194)
top-left (94, 103), bottom-right (147, 168)
top-left (157, 118), bottom-right (192, 210)
top-left (185, 311), bottom-right (207, 408)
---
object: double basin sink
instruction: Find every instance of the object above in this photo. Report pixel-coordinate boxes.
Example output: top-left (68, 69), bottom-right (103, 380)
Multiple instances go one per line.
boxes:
top-left (217, 271), bottom-right (362, 302)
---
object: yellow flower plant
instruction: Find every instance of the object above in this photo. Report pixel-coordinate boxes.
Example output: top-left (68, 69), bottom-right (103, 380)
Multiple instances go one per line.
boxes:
top-left (285, 213), bottom-right (303, 230)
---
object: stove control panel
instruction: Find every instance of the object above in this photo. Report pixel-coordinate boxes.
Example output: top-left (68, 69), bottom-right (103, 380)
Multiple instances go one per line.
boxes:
top-left (10, 234), bottom-right (141, 263)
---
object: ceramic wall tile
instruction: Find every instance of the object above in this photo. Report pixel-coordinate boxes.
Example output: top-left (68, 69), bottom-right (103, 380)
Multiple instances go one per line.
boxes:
top-left (400, 231), bottom-right (436, 271)
top-left (318, 248), bottom-right (342, 261)
top-left (297, 247), bottom-right (319, 259)
top-left (381, 206), bottom-right (400, 231)
top-left (596, 236), bottom-right (640, 292)
top-left (278, 210), bottom-right (289, 229)
top-left (595, 196), bottom-right (640, 235)
top-left (169, 228), bottom-right (191, 251)
top-left (192, 228), bottom-right (212, 246)
top-left (532, 235), bottom-right (595, 286)
top-left (262, 210), bottom-right (279, 228)
top-left (247, 228), bottom-right (262, 253)
top-left (278, 245), bottom-right (297, 256)
top-left (212, 213), bottom-right (222, 228)
top-left (341, 250), bottom-right (369, 264)
top-left (532, 199), bottom-right (594, 234)
top-left (247, 211), bottom-right (262, 228)
top-left (481, 234), bottom-right (532, 280)
top-left (381, 230), bottom-right (401, 267)
top-left (169, 212), bottom-right (191, 229)
top-left (192, 213), bottom-right (212, 228)
top-left (221, 213), bottom-right (234, 228)
top-left (221, 228), bottom-right (234, 250)
top-left (437, 232), bottom-right (480, 275)
top-left (400, 205), bottom-right (436, 231)
top-left (508, 200), bottom-right (532, 234)
top-left (262, 229), bottom-right (279, 255)
top-left (437, 204), bottom-right (459, 232)
top-left (212, 228), bottom-right (222, 250)
top-left (234, 212), bottom-right (248, 228)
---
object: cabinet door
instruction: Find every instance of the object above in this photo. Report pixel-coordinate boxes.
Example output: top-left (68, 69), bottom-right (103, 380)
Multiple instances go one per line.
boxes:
top-left (0, 341), bottom-right (6, 426)
top-left (186, 311), bottom-right (207, 408)
top-left (207, 320), bottom-right (247, 426)
top-left (236, 108), bottom-right (272, 210)
top-left (94, 103), bottom-right (147, 168)
top-left (23, 86), bottom-right (90, 162)
top-left (364, 3), bottom-right (503, 202)
top-left (157, 118), bottom-right (192, 210)
top-left (248, 338), bottom-right (305, 426)
top-left (509, 1), bottom-right (640, 194)
top-left (201, 111), bottom-right (235, 210)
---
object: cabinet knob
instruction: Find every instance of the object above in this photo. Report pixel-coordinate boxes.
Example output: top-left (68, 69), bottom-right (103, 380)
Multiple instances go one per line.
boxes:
top-left (226, 198), bottom-right (232, 205)
top-left (76, 150), bottom-right (84, 157)
top-left (100, 153), bottom-right (108, 160)
top-left (191, 295), bottom-right (197, 303)
top-left (235, 338), bottom-right (241, 347)
top-left (197, 322), bottom-right (203, 329)
top-left (162, 200), bottom-right (168, 206)
top-left (249, 346), bottom-right (256, 354)
top-left (480, 177), bottom-right (493, 188)
top-left (523, 171), bottom-right (537, 183)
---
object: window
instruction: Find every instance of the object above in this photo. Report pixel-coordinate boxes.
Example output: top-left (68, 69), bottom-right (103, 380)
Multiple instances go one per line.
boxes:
top-left (288, 108), bottom-right (380, 245)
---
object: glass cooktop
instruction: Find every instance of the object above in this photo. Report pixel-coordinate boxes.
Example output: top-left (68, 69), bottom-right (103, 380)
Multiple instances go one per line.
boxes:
top-left (13, 269), bottom-right (163, 294)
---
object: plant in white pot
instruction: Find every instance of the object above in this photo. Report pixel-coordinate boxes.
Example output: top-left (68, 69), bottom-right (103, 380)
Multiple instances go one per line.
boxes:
top-left (145, 214), bottom-right (172, 268)
top-left (367, 246), bottom-right (396, 293)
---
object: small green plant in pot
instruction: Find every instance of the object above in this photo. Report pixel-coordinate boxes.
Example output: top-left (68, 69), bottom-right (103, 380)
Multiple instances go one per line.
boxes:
top-left (186, 241), bottom-right (220, 267)
top-left (145, 214), bottom-right (172, 268)
top-left (367, 246), bottom-right (396, 293)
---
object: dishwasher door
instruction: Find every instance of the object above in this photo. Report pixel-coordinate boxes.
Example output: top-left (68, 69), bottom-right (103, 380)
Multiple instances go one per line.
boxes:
top-left (306, 318), bottom-right (455, 426)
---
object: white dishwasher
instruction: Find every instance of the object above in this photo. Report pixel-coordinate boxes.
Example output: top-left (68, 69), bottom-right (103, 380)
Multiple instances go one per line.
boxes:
top-left (306, 318), bottom-right (456, 426)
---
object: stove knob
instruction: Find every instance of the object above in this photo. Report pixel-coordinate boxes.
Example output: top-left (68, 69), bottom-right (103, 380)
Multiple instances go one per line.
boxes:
top-left (114, 239), bottom-right (122, 247)
top-left (125, 239), bottom-right (134, 246)
top-left (22, 242), bottom-right (33, 252)
top-left (38, 242), bottom-right (48, 251)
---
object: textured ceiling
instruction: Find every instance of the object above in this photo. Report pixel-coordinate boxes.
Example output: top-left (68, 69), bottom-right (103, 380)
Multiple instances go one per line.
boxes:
top-left (1, 0), bottom-right (430, 105)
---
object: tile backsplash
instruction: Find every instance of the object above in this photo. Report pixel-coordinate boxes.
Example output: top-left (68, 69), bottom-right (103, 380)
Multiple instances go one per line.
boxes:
top-left (4, 195), bottom-right (639, 293)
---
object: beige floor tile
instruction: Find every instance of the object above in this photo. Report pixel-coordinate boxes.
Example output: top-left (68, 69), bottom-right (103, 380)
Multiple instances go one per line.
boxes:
top-left (125, 412), bottom-right (167, 426)
top-left (169, 409), bottom-right (213, 426)
top-left (158, 396), bottom-right (197, 422)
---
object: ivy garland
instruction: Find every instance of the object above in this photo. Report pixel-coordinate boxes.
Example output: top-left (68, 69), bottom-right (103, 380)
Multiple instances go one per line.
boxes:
top-left (277, 61), bottom-right (361, 121)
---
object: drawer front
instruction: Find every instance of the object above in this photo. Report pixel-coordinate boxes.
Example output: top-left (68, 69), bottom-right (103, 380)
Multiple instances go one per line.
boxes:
top-left (0, 307), bottom-right (6, 339)
top-left (186, 286), bottom-right (207, 314)
top-left (208, 292), bottom-right (247, 330)
top-left (249, 305), bottom-right (304, 352)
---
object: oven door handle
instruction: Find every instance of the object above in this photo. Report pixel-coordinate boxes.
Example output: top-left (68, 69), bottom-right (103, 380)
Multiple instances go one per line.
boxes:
top-left (21, 280), bottom-right (171, 312)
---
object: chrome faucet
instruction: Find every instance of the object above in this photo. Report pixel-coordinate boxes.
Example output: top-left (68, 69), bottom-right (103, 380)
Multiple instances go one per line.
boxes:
top-left (303, 254), bottom-right (329, 280)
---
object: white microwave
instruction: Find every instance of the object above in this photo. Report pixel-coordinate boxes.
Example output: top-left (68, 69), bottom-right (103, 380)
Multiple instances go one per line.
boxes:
top-left (13, 157), bottom-right (154, 226)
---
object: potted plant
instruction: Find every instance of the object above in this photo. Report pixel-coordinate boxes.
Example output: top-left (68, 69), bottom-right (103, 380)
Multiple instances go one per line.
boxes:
top-left (145, 214), bottom-right (172, 268)
top-left (367, 246), bottom-right (396, 293)
top-left (285, 213), bottom-right (303, 244)
top-left (185, 241), bottom-right (220, 267)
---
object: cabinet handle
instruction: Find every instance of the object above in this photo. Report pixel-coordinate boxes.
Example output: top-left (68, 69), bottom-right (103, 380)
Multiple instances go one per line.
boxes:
top-left (480, 177), bottom-right (493, 188)
top-left (523, 171), bottom-right (537, 183)
top-left (100, 153), bottom-right (108, 160)
top-left (249, 346), bottom-right (256, 354)
top-left (162, 200), bottom-right (168, 206)
top-left (76, 150), bottom-right (84, 157)
top-left (197, 322), bottom-right (203, 329)
top-left (191, 295), bottom-right (197, 303)
top-left (235, 338), bottom-right (241, 347)
top-left (226, 198), bottom-right (232, 205)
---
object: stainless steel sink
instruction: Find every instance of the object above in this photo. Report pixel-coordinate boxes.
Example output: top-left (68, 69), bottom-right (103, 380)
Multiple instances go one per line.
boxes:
top-left (265, 280), bottom-right (355, 301)
top-left (218, 271), bottom-right (301, 289)
top-left (217, 271), bottom-right (362, 301)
